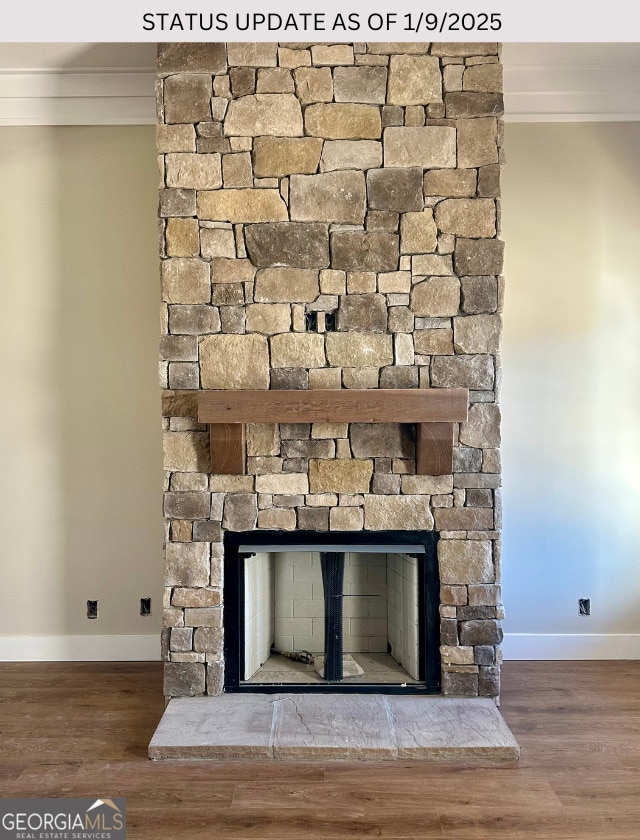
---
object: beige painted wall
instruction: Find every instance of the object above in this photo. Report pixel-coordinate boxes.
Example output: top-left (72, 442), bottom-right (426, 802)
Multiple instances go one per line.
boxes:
top-left (501, 123), bottom-right (640, 647)
top-left (0, 126), bottom-right (163, 643)
top-left (2, 121), bottom-right (639, 657)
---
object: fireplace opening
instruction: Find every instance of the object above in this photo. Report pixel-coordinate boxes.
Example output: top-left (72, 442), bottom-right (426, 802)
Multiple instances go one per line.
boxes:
top-left (224, 530), bottom-right (440, 694)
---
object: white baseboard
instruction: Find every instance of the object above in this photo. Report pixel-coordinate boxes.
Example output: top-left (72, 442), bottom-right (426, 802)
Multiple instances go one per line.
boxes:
top-left (0, 634), bottom-right (160, 662)
top-left (503, 633), bottom-right (640, 660)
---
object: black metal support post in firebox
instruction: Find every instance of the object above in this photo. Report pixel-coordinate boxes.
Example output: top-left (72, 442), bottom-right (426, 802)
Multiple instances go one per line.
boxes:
top-left (320, 551), bottom-right (345, 682)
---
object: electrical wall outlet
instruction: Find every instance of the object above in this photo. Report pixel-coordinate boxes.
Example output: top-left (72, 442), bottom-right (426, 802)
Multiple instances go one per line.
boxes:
top-left (579, 598), bottom-right (591, 616)
top-left (87, 600), bottom-right (98, 619)
top-left (140, 597), bottom-right (152, 616)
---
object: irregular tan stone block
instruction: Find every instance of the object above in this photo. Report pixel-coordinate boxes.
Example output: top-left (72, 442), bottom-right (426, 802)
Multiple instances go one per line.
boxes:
top-left (459, 403), bottom-right (501, 449)
top-left (256, 68), bottom-right (294, 94)
top-left (258, 508), bottom-right (297, 529)
top-left (387, 55), bottom-right (442, 105)
top-left (330, 506), bottom-right (364, 530)
top-left (478, 164), bottom-right (501, 198)
top-left (364, 495), bottom-right (434, 530)
top-left (367, 168), bottom-right (423, 213)
top-left (193, 626), bottom-right (222, 652)
top-left (320, 140), bottom-right (382, 172)
top-left (224, 94), bottom-right (303, 136)
top-left (160, 335), bottom-right (198, 362)
top-left (400, 210), bottom-right (437, 254)
top-left (309, 459), bottom-right (373, 493)
top-left (222, 152), bottom-right (252, 187)
top-left (168, 305), bottom-right (221, 335)
top-left (166, 218), bottom-right (199, 257)
top-left (245, 423), bottom-right (280, 457)
top-left (199, 227), bottom-right (235, 259)
top-left (254, 268), bottom-right (319, 302)
top-left (166, 153), bottom-right (222, 189)
top-left (457, 117), bottom-right (499, 168)
top-left (200, 334), bottom-right (270, 389)
top-left (312, 44), bottom-right (354, 65)
top-left (410, 277), bottom-right (460, 317)
top-left (294, 67), bottom-right (333, 103)
top-left (435, 507), bottom-right (494, 530)
top-left (342, 368), bottom-right (379, 389)
top-left (279, 47), bottom-right (311, 69)
top-left (158, 43), bottom-right (227, 73)
top-left (270, 333), bottom-right (326, 368)
top-left (290, 171), bottom-right (366, 224)
top-left (423, 169), bottom-right (477, 198)
top-left (227, 43), bottom-right (278, 67)
top-left (245, 223), bottom-right (329, 268)
top-left (454, 314), bottom-right (501, 353)
top-left (163, 662), bottom-right (205, 697)
top-left (184, 607), bottom-right (222, 628)
top-left (255, 473), bottom-right (309, 494)
top-left (378, 272), bottom-right (411, 294)
top-left (435, 199), bottom-right (496, 238)
top-left (311, 423), bottom-right (349, 439)
top-left (438, 540), bottom-right (494, 584)
top-left (413, 329), bottom-right (456, 354)
top-left (401, 475), bottom-right (453, 494)
top-left (171, 588), bottom-right (221, 608)
top-left (210, 258), bottom-right (255, 283)
top-left (163, 432), bottom-right (209, 472)
top-left (222, 493), bottom-right (258, 530)
top-left (454, 239), bottom-right (504, 276)
top-left (464, 63), bottom-right (503, 93)
top-left (461, 276), bottom-right (498, 314)
top-left (326, 333), bottom-right (393, 367)
top-left (162, 259), bottom-right (210, 304)
top-left (330, 231), bottom-right (398, 272)
top-left (412, 254), bottom-right (453, 276)
top-left (351, 424), bottom-right (413, 458)
top-left (309, 368), bottom-right (342, 389)
top-left (165, 542), bottom-right (209, 587)
top-left (197, 189), bottom-right (287, 223)
top-left (431, 354), bottom-right (494, 389)
top-left (160, 188), bottom-right (196, 218)
top-left (164, 75), bottom-right (212, 124)
top-left (446, 92), bottom-right (503, 118)
top-left (209, 475), bottom-right (255, 492)
top-left (252, 137), bottom-right (322, 177)
top-left (337, 293), bottom-right (387, 333)
top-left (384, 127), bottom-right (456, 168)
top-left (333, 66), bottom-right (387, 104)
top-left (305, 104), bottom-right (381, 139)
top-left (246, 303), bottom-right (291, 333)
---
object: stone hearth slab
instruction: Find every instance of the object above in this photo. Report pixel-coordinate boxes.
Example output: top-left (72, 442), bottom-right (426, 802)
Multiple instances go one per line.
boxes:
top-left (149, 694), bottom-right (519, 762)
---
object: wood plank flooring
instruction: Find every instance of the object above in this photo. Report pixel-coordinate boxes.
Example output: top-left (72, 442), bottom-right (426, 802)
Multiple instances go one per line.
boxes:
top-left (0, 661), bottom-right (638, 839)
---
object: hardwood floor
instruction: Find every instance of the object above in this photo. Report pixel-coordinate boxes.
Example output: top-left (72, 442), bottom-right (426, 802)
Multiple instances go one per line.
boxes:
top-left (1, 661), bottom-right (639, 838)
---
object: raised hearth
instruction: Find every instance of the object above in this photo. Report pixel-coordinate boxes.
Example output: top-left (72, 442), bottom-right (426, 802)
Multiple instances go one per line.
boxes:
top-left (149, 694), bottom-right (520, 761)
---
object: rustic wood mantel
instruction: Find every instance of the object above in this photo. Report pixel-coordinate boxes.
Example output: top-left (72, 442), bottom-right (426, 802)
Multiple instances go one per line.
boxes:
top-left (197, 389), bottom-right (468, 476)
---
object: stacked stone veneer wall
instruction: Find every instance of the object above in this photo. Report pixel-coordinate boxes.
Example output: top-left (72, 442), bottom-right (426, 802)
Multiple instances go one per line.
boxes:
top-left (157, 41), bottom-right (505, 700)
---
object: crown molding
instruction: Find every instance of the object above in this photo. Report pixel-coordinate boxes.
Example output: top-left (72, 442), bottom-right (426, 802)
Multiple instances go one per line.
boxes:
top-left (1, 52), bottom-right (640, 125)
top-left (0, 68), bottom-right (155, 125)
top-left (504, 62), bottom-right (640, 122)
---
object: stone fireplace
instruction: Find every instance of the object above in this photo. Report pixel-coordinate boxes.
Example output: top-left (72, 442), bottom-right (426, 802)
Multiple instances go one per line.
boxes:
top-left (158, 40), bottom-right (504, 704)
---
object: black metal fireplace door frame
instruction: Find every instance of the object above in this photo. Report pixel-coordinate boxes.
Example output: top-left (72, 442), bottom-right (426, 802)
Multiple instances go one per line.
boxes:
top-left (223, 529), bottom-right (441, 694)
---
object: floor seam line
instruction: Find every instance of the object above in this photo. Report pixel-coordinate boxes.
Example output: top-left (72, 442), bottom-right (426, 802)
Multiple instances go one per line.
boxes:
top-left (383, 695), bottom-right (399, 758)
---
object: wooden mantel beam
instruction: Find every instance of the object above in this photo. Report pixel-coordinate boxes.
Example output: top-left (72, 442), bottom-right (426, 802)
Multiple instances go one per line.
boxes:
top-left (198, 389), bottom-right (468, 425)
top-left (197, 389), bottom-right (468, 476)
